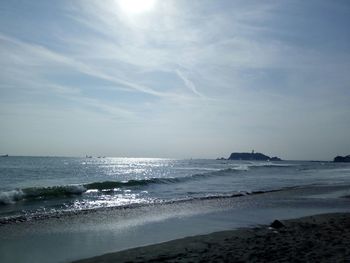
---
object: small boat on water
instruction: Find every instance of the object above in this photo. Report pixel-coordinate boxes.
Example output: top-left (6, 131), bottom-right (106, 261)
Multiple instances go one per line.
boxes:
top-left (1, 154), bottom-right (9, 157)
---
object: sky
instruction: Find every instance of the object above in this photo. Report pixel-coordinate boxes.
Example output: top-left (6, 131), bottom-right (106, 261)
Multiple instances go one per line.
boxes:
top-left (0, 0), bottom-right (349, 160)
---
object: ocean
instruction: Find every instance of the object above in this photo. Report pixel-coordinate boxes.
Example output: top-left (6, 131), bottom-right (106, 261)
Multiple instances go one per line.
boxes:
top-left (1, 157), bottom-right (350, 262)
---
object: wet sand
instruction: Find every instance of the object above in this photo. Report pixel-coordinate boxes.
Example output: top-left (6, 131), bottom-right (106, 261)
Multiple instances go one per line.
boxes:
top-left (74, 213), bottom-right (350, 262)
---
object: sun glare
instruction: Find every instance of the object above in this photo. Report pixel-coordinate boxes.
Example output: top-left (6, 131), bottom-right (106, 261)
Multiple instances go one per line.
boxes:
top-left (118, 0), bottom-right (156, 14)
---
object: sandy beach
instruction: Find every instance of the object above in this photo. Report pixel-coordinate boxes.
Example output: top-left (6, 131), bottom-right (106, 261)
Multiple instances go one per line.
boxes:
top-left (74, 212), bottom-right (350, 262)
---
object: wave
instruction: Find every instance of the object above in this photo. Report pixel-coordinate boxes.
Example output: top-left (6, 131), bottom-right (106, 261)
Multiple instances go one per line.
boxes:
top-left (24, 185), bottom-right (87, 198)
top-left (0, 190), bottom-right (25, 205)
top-left (0, 185), bottom-right (86, 205)
top-left (84, 177), bottom-right (182, 190)
top-left (0, 168), bottom-right (243, 205)
top-left (83, 168), bottom-right (245, 190)
top-left (250, 163), bottom-right (296, 169)
top-left (0, 164), bottom-right (294, 205)
top-left (0, 187), bottom-right (294, 225)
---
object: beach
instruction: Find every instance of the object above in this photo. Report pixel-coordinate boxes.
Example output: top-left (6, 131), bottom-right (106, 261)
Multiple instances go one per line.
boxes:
top-left (2, 0), bottom-right (350, 261)
top-left (74, 212), bottom-right (350, 262)
top-left (1, 158), bottom-right (350, 262)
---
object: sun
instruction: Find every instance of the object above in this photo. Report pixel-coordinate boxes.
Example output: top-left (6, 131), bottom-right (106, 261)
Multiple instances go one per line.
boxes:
top-left (118, 0), bottom-right (156, 14)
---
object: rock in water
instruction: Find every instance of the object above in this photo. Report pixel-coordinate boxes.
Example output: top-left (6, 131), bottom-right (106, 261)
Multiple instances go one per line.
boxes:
top-left (270, 220), bottom-right (285, 229)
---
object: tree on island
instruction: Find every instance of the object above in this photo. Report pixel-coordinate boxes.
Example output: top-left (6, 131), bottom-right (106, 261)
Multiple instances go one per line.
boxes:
top-left (227, 151), bottom-right (282, 161)
top-left (334, 155), bottom-right (350, 163)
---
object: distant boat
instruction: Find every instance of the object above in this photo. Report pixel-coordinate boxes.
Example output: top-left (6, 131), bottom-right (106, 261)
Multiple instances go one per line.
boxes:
top-left (85, 155), bottom-right (93, 158)
top-left (0, 154), bottom-right (9, 157)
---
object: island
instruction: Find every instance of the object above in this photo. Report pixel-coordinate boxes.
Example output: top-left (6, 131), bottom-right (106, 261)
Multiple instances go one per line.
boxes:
top-left (334, 155), bottom-right (350, 163)
top-left (228, 151), bottom-right (282, 161)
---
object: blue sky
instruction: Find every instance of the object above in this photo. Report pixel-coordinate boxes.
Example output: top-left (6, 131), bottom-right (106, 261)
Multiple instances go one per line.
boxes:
top-left (0, 0), bottom-right (349, 160)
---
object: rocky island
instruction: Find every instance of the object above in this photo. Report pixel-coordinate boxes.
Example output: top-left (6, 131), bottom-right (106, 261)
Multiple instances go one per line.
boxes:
top-left (334, 155), bottom-right (350, 163)
top-left (228, 151), bottom-right (282, 161)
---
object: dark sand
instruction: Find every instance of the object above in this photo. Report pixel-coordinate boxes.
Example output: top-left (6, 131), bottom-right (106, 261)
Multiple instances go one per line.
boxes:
top-left (74, 213), bottom-right (350, 262)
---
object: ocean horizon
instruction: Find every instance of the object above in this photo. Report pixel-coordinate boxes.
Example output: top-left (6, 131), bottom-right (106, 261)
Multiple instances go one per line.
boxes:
top-left (1, 0), bottom-right (350, 261)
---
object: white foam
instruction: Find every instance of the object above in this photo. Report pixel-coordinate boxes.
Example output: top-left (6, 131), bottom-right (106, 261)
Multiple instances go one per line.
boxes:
top-left (0, 189), bottom-right (25, 205)
top-left (234, 165), bottom-right (250, 171)
top-left (65, 185), bottom-right (87, 194)
top-left (86, 189), bottom-right (99, 193)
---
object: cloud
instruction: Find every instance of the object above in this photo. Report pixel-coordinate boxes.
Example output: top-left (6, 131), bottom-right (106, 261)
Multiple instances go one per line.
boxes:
top-left (175, 70), bottom-right (204, 97)
top-left (0, 33), bottom-right (188, 100)
top-left (1, 0), bottom-right (350, 158)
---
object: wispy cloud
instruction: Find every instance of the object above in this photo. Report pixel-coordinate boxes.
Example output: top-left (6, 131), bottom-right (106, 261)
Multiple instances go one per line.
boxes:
top-left (0, 33), bottom-right (191, 101)
top-left (1, 0), bottom-right (349, 158)
top-left (175, 69), bottom-right (203, 98)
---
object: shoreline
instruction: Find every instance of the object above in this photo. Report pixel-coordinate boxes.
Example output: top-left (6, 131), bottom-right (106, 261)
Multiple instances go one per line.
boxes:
top-left (0, 188), bottom-right (284, 225)
top-left (73, 212), bottom-right (350, 262)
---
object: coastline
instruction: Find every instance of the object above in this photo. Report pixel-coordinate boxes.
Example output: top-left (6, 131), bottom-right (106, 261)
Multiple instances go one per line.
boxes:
top-left (73, 212), bottom-right (350, 262)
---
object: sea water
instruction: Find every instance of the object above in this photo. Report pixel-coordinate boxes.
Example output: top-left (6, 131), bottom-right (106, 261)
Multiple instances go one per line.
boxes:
top-left (1, 157), bottom-right (350, 262)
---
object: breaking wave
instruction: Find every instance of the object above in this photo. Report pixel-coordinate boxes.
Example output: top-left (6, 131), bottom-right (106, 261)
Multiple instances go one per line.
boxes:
top-left (0, 190), bottom-right (25, 205)
top-left (0, 163), bottom-right (292, 205)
